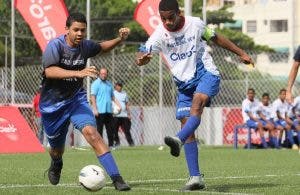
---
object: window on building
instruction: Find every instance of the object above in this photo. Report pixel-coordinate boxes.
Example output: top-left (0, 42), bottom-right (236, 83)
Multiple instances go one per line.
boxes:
top-left (246, 20), bottom-right (257, 33)
top-left (270, 20), bottom-right (288, 32)
top-left (224, 0), bottom-right (235, 6)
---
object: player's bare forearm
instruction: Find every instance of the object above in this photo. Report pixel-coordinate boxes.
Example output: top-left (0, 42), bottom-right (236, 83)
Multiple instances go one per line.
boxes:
top-left (45, 66), bottom-right (97, 79)
top-left (213, 34), bottom-right (253, 64)
top-left (99, 27), bottom-right (130, 53)
top-left (287, 61), bottom-right (300, 91)
top-left (44, 66), bottom-right (80, 79)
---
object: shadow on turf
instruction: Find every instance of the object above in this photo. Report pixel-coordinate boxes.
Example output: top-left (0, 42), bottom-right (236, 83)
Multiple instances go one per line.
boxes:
top-left (209, 182), bottom-right (277, 192)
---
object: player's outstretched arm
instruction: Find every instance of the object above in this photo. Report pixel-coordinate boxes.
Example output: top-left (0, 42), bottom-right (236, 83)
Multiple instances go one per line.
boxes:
top-left (212, 34), bottom-right (254, 65)
top-left (135, 52), bottom-right (152, 66)
top-left (99, 27), bottom-right (130, 53)
top-left (44, 66), bottom-right (98, 79)
top-left (286, 60), bottom-right (300, 103)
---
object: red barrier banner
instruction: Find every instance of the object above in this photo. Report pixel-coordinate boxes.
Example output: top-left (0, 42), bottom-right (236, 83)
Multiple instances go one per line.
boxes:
top-left (134, 0), bottom-right (161, 35)
top-left (15, 0), bottom-right (68, 52)
top-left (0, 106), bottom-right (44, 153)
top-left (222, 108), bottom-right (263, 145)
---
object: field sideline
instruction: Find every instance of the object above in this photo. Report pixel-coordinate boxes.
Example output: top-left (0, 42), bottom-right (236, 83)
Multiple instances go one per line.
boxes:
top-left (0, 146), bottom-right (299, 194)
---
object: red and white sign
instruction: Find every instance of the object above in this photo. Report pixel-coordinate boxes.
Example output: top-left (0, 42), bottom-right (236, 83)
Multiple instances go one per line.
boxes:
top-left (134, 0), bottom-right (161, 35)
top-left (0, 106), bottom-right (44, 153)
top-left (15, 0), bottom-right (68, 52)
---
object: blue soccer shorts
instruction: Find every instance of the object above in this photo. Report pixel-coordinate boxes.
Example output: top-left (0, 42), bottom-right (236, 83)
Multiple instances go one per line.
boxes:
top-left (246, 119), bottom-right (259, 129)
top-left (175, 71), bottom-right (220, 120)
top-left (41, 91), bottom-right (96, 148)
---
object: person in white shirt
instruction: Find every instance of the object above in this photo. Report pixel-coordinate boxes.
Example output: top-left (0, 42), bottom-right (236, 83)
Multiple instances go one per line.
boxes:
top-left (135, 0), bottom-right (253, 191)
top-left (273, 89), bottom-right (298, 149)
top-left (242, 88), bottom-right (268, 148)
top-left (112, 82), bottom-right (134, 147)
top-left (287, 95), bottom-right (300, 148)
top-left (257, 93), bottom-right (279, 148)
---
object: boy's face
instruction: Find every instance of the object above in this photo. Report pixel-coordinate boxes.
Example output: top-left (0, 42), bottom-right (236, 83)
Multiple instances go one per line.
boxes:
top-left (262, 96), bottom-right (269, 105)
top-left (66, 21), bottom-right (87, 47)
top-left (247, 90), bottom-right (255, 101)
top-left (159, 10), bottom-right (181, 31)
top-left (279, 91), bottom-right (286, 100)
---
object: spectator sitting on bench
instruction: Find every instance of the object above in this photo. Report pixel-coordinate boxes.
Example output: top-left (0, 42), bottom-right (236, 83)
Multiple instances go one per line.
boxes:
top-left (242, 88), bottom-right (268, 148)
top-left (273, 89), bottom-right (298, 150)
top-left (257, 93), bottom-right (279, 148)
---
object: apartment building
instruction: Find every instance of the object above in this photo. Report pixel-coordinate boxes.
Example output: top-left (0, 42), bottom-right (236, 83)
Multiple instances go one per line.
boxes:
top-left (207, 0), bottom-right (299, 54)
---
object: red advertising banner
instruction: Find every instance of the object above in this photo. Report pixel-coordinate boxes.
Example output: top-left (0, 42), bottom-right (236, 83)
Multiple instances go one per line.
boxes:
top-left (0, 106), bottom-right (44, 153)
top-left (222, 108), bottom-right (263, 145)
top-left (15, 0), bottom-right (68, 52)
top-left (134, 0), bottom-right (161, 35)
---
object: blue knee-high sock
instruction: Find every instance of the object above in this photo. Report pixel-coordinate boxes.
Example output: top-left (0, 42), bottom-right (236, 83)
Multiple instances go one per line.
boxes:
top-left (287, 130), bottom-right (295, 145)
top-left (261, 137), bottom-right (267, 148)
top-left (184, 141), bottom-right (200, 176)
top-left (98, 152), bottom-right (120, 177)
top-left (297, 131), bottom-right (300, 145)
top-left (271, 136), bottom-right (279, 148)
top-left (177, 116), bottom-right (201, 142)
top-left (278, 137), bottom-right (282, 146)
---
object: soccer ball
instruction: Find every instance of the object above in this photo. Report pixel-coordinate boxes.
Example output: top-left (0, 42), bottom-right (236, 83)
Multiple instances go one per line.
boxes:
top-left (112, 102), bottom-right (121, 115)
top-left (79, 165), bottom-right (106, 191)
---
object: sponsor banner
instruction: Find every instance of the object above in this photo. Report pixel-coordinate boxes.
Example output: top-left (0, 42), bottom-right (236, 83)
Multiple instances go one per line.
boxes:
top-left (222, 108), bottom-right (262, 145)
top-left (15, 0), bottom-right (68, 51)
top-left (134, 0), bottom-right (161, 35)
top-left (0, 106), bottom-right (44, 153)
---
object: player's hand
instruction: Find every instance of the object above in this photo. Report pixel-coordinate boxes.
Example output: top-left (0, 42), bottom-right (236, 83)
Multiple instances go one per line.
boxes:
top-left (118, 27), bottom-right (130, 41)
top-left (78, 66), bottom-right (98, 78)
top-left (136, 53), bottom-right (152, 66)
top-left (286, 90), bottom-right (293, 104)
top-left (92, 107), bottom-right (99, 117)
top-left (240, 53), bottom-right (254, 67)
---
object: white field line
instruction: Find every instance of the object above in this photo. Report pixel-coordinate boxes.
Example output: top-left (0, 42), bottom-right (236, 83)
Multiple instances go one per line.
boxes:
top-left (0, 173), bottom-right (299, 194)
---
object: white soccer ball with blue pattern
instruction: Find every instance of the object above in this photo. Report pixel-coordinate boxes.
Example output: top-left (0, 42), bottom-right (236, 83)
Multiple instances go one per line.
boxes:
top-left (79, 165), bottom-right (106, 191)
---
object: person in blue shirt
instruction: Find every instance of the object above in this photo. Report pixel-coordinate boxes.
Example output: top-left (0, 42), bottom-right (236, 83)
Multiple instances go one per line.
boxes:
top-left (40, 12), bottom-right (130, 191)
top-left (90, 67), bottom-right (121, 148)
top-left (112, 82), bottom-right (134, 147)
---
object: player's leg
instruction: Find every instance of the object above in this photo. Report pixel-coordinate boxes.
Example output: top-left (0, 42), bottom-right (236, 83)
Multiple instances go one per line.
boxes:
top-left (104, 113), bottom-right (115, 148)
top-left (284, 119), bottom-right (297, 149)
top-left (257, 121), bottom-right (268, 148)
top-left (266, 121), bottom-right (279, 148)
top-left (71, 102), bottom-right (130, 191)
top-left (180, 118), bottom-right (205, 191)
top-left (165, 71), bottom-right (220, 157)
top-left (294, 120), bottom-right (300, 147)
top-left (42, 114), bottom-right (70, 185)
top-left (112, 117), bottom-right (121, 147)
top-left (123, 117), bottom-right (134, 146)
top-left (95, 115), bottom-right (104, 137)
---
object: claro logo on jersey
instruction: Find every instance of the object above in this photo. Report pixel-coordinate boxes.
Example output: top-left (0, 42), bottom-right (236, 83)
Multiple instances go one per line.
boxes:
top-left (170, 45), bottom-right (196, 61)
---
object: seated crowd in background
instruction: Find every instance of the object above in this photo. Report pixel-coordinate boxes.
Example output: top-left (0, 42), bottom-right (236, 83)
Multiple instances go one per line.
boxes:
top-left (242, 88), bottom-right (300, 149)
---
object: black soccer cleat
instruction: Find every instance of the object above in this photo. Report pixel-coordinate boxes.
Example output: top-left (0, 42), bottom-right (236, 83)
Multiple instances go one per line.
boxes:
top-left (47, 160), bottom-right (63, 185)
top-left (111, 175), bottom-right (131, 191)
top-left (164, 136), bottom-right (182, 157)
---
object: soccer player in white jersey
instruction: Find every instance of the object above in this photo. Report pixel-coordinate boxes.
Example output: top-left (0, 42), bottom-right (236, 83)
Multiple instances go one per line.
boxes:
top-left (273, 89), bottom-right (298, 149)
top-left (135, 0), bottom-right (253, 191)
top-left (287, 95), bottom-right (300, 147)
top-left (242, 88), bottom-right (268, 148)
top-left (257, 93), bottom-right (279, 148)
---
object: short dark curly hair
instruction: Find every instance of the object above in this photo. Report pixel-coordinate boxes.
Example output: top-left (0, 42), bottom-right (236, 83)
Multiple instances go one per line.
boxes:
top-left (66, 12), bottom-right (87, 27)
top-left (159, 0), bottom-right (179, 12)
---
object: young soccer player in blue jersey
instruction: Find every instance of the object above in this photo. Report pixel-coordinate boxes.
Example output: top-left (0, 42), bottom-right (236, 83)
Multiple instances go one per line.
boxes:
top-left (136, 0), bottom-right (253, 191)
top-left (40, 12), bottom-right (130, 191)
